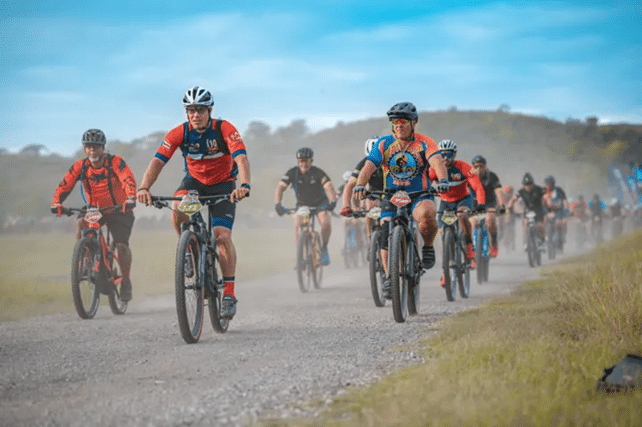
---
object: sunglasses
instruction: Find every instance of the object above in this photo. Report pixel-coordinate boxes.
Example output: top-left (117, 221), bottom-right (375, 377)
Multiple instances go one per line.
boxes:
top-left (391, 118), bottom-right (410, 126)
top-left (186, 106), bottom-right (209, 115)
top-left (441, 151), bottom-right (455, 158)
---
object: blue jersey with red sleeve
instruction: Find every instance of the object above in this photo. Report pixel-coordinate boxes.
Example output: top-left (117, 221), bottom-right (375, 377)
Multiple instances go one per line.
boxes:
top-left (155, 118), bottom-right (247, 186)
top-left (367, 133), bottom-right (440, 192)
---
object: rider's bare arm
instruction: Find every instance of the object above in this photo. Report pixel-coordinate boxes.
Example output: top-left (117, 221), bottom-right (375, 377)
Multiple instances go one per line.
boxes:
top-left (322, 178), bottom-right (338, 202)
top-left (231, 154), bottom-right (251, 202)
top-left (428, 154), bottom-right (448, 182)
top-left (342, 176), bottom-right (358, 209)
top-left (137, 157), bottom-right (166, 204)
top-left (354, 161), bottom-right (377, 200)
top-left (274, 181), bottom-right (288, 204)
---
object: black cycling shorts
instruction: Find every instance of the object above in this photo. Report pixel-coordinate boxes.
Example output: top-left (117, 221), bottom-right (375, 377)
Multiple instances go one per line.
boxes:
top-left (100, 212), bottom-right (135, 245)
top-left (175, 178), bottom-right (236, 230)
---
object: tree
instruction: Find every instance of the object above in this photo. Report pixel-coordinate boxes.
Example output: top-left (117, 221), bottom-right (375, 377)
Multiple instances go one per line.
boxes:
top-left (19, 144), bottom-right (47, 156)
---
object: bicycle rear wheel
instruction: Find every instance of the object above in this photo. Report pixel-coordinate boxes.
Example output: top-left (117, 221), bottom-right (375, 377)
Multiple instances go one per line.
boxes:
top-left (368, 228), bottom-right (386, 307)
top-left (390, 225), bottom-right (408, 323)
top-left (207, 254), bottom-right (229, 333)
top-left (175, 231), bottom-right (204, 344)
top-left (107, 248), bottom-right (127, 315)
top-left (457, 231), bottom-right (470, 299)
top-left (297, 231), bottom-right (313, 292)
top-left (442, 229), bottom-right (456, 302)
top-left (71, 237), bottom-right (100, 319)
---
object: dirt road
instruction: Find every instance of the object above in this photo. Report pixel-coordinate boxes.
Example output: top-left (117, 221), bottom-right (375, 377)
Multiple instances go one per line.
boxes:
top-left (1, 248), bottom-right (549, 427)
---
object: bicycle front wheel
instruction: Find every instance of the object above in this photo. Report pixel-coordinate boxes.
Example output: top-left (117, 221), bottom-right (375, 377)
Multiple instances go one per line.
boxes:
top-left (107, 247), bottom-right (127, 315)
top-left (312, 232), bottom-right (323, 289)
top-left (546, 221), bottom-right (556, 260)
top-left (368, 228), bottom-right (385, 307)
top-left (71, 237), bottom-right (100, 319)
top-left (297, 231), bottom-right (313, 292)
top-left (175, 231), bottom-right (204, 344)
top-left (389, 225), bottom-right (408, 323)
top-left (442, 228), bottom-right (456, 302)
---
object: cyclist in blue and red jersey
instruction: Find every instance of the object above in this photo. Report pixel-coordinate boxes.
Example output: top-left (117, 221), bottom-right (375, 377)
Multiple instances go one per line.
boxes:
top-left (429, 140), bottom-right (485, 282)
top-left (137, 86), bottom-right (251, 319)
top-left (353, 102), bottom-right (449, 275)
top-left (51, 129), bottom-right (137, 302)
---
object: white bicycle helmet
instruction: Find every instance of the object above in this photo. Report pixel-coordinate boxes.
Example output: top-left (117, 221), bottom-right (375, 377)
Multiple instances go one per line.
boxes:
top-left (438, 139), bottom-right (457, 152)
top-left (364, 136), bottom-right (379, 156)
top-left (182, 86), bottom-right (214, 108)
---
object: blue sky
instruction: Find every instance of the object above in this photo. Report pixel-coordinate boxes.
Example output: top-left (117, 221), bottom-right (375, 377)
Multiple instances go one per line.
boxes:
top-left (2, 0), bottom-right (640, 156)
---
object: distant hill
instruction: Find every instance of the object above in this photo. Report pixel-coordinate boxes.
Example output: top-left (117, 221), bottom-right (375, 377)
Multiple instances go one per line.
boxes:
top-left (1, 109), bottom-right (640, 229)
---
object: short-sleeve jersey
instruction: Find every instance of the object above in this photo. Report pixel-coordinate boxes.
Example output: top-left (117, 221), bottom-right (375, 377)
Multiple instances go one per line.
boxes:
top-left (352, 156), bottom-right (384, 191)
top-left (543, 186), bottom-right (567, 211)
top-left (281, 165), bottom-right (331, 207)
top-left (429, 159), bottom-right (485, 204)
top-left (477, 170), bottom-right (502, 205)
top-left (52, 154), bottom-right (137, 208)
top-left (518, 185), bottom-right (545, 213)
top-left (155, 118), bottom-right (247, 186)
top-left (367, 133), bottom-right (440, 191)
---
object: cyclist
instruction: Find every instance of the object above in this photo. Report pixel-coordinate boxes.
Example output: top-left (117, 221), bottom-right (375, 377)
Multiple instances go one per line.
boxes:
top-left (506, 172), bottom-right (545, 250)
top-left (136, 86), bottom-right (251, 319)
top-left (429, 139), bottom-right (485, 286)
top-left (542, 175), bottom-right (569, 249)
top-left (353, 102), bottom-right (449, 275)
top-left (588, 194), bottom-right (606, 242)
top-left (51, 129), bottom-right (137, 302)
top-left (470, 155), bottom-right (504, 257)
top-left (340, 136), bottom-right (384, 242)
top-left (274, 147), bottom-right (338, 266)
top-left (570, 195), bottom-right (589, 220)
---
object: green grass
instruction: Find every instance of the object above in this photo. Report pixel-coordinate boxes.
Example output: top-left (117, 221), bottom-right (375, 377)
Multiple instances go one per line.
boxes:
top-left (0, 228), bottom-right (298, 322)
top-left (254, 230), bottom-right (642, 427)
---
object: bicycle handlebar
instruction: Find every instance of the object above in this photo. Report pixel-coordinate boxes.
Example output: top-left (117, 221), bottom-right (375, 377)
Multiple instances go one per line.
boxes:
top-left (58, 205), bottom-right (124, 217)
top-left (150, 194), bottom-right (232, 210)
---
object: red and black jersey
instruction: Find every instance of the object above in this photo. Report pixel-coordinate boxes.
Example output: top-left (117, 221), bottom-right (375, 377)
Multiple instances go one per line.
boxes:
top-left (52, 154), bottom-right (137, 208)
top-left (429, 159), bottom-right (485, 204)
top-left (155, 118), bottom-right (247, 186)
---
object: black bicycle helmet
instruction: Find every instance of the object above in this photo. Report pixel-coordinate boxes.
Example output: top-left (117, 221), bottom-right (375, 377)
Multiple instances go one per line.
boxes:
top-left (386, 102), bottom-right (418, 121)
top-left (472, 155), bottom-right (486, 165)
top-left (182, 86), bottom-right (214, 108)
top-left (522, 172), bottom-right (534, 185)
top-left (296, 147), bottom-right (314, 160)
top-left (82, 129), bottom-right (106, 146)
top-left (544, 175), bottom-right (555, 185)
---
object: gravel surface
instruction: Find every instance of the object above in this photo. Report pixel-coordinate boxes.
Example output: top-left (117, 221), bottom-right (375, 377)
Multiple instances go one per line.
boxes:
top-left (0, 251), bottom-right (541, 427)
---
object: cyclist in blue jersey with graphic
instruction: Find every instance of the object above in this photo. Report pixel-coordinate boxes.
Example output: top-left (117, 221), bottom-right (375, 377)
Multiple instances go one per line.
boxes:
top-left (353, 102), bottom-right (449, 276)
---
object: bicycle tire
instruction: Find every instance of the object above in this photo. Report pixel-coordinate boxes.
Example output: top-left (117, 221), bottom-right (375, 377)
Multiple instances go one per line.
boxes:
top-left (312, 232), bottom-right (323, 289)
top-left (71, 237), bottom-right (100, 319)
top-left (368, 228), bottom-right (385, 307)
top-left (343, 227), bottom-right (353, 269)
top-left (107, 246), bottom-right (127, 315)
top-left (442, 228), bottom-right (456, 302)
top-left (407, 229), bottom-right (420, 316)
top-left (297, 231), bottom-right (312, 292)
top-left (175, 231), bottom-right (204, 344)
top-left (547, 221), bottom-right (556, 260)
top-left (389, 225), bottom-right (408, 323)
top-left (526, 226), bottom-right (537, 267)
top-left (207, 252), bottom-right (229, 334)
top-left (457, 231), bottom-right (470, 299)
top-left (475, 226), bottom-right (484, 284)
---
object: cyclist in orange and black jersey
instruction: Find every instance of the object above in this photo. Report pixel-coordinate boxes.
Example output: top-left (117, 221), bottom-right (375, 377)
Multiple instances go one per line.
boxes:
top-left (470, 155), bottom-right (504, 258)
top-left (51, 129), bottom-right (137, 301)
top-left (569, 195), bottom-right (589, 222)
top-left (429, 140), bottom-right (485, 281)
top-left (137, 86), bottom-right (251, 319)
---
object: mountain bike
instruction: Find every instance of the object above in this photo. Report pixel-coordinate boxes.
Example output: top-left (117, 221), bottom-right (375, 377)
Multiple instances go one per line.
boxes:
top-left (472, 211), bottom-right (490, 284)
top-left (365, 206), bottom-right (386, 308)
top-left (365, 186), bottom-right (438, 323)
top-left (524, 211), bottom-right (543, 268)
top-left (286, 206), bottom-right (324, 293)
top-left (151, 191), bottom-right (231, 344)
top-left (57, 206), bottom-right (128, 319)
top-left (439, 209), bottom-right (471, 302)
top-left (342, 212), bottom-right (366, 268)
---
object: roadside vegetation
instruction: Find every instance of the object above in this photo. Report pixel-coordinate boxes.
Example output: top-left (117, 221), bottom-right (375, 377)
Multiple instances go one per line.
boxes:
top-left (256, 230), bottom-right (642, 426)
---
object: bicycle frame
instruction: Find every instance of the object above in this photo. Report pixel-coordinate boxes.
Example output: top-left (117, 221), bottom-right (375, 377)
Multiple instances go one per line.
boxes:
top-left (287, 206), bottom-right (324, 292)
top-left (440, 209), bottom-right (471, 301)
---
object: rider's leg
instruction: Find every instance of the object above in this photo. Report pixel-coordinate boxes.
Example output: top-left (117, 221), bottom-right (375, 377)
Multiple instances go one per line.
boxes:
top-left (214, 226), bottom-right (237, 296)
top-left (317, 210), bottom-right (332, 249)
top-left (413, 199), bottom-right (438, 269)
top-left (115, 243), bottom-right (132, 281)
top-left (487, 211), bottom-right (498, 256)
top-left (171, 200), bottom-right (189, 235)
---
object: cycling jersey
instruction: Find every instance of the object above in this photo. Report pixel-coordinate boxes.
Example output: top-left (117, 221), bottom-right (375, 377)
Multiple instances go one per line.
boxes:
top-left (52, 154), bottom-right (136, 208)
top-left (476, 170), bottom-right (502, 206)
top-left (588, 200), bottom-right (605, 217)
top-left (367, 133), bottom-right (440, 192)
top-left (544, 186), bottom-right (567, 211)
top-left (281, 165), bottom-right (331, 207)
top-left (569, 201), bottom-right (589, 220)
top-left (429, 159), bottom-right (485, 204)
top-left (352, 156), bottom-right (384, 191)
top-left (516, 185), bottom-right (545, 221)
top-left (156, 118), bottom-right (247, 186)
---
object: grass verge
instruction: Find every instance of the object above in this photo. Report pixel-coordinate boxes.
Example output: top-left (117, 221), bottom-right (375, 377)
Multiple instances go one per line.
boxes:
top-left (254, 230), bottom-right (642, 426)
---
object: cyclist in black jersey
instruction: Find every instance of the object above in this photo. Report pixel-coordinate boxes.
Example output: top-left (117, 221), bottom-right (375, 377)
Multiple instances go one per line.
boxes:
top-left (507, 172), bottom-right (545, 249)
top-left (340, 136), bottom-right (384, 241)
top-left (275, 147), bottom-right (338, 265)
top-left (470, 155), bottom-right (504, 257)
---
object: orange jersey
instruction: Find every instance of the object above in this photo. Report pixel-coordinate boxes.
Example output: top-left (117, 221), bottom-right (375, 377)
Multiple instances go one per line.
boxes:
top-left (429, 159), bottom-right (485, 204)
top-left (52, 154), bottom-right (137, 207)
top-left (155, 119), bottom-right (247, 186)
